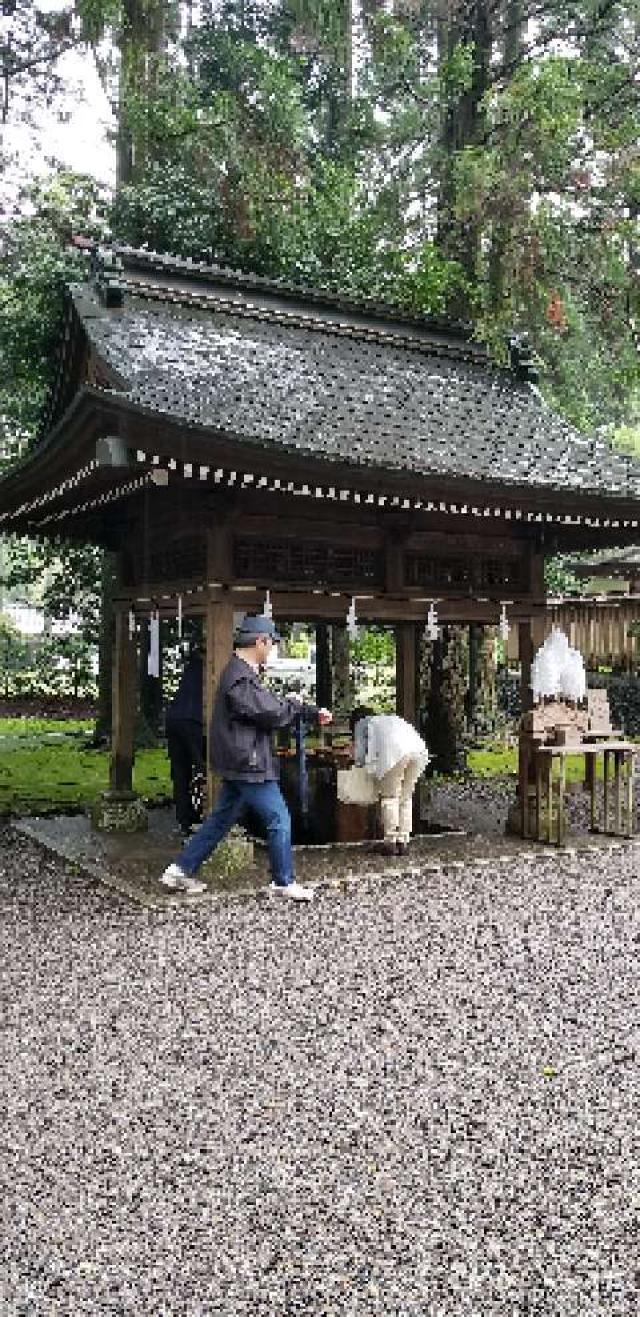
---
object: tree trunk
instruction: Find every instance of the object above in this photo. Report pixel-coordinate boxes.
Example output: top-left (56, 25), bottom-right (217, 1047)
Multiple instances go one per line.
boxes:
top-left (315, 623), bottom-right (332, 707)
top-left (487, 0), bottom-right (525, 313)
top-left (116, 0), bottom-right (171, 189)
top-left (323, 0), bottom-right (353, 152)
top-left (421, 624), bottom-right (468, 774)
top-left (331, 623), bottom-right (352, 721)
top-left (436, 0), bottom-right (493, 286)
top-left (467, 624), bottom-right (497, 735)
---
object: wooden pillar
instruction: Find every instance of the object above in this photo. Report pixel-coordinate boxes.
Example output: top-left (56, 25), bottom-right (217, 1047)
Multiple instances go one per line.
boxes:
top-left (396, 622), bottom-right (419, 726)
top-left (518, 621), bottom-right (534, 715)
top-left (110, 609), bottom-right (138, 791)
top-left (205, 598), bottom-right (235, 810)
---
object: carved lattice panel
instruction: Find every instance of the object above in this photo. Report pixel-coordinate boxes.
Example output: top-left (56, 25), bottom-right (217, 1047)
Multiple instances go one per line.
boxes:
top-left (477, 557), bottom-right (527, 591)
top-left (405, 553), bottom-right (527, 594)
top-left (234, 537), bottom-right (384, 587)
top-left (405, 554), bottom-right (472, 591)
top-left (146, 534), bottom-right (206, 584)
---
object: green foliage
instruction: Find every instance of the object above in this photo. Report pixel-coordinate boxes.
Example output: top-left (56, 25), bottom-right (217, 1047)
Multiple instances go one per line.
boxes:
top-left (0, 633), bottom-right (98, 701)
top-left (76, 0), bottom-right (124, 44)
top-left (611, 407), bottom-right (640, 456)
top-left (0, 0), bottom-right (79, 128)
top-left (286, 632), bottom-right (312, 659)
top-left (0, 174), bottom-right (108, 663)
top-left (368, 12), bottom-right (418, 84)
top-left (453, 41), bottom-right (640, 429)
top-left (544, 557), bottom-right (588, 596)
top-left (350, 626), bottom-right (395, 666)
top-left (0, 172), bottom-right (108, 462)
top-left (0, 718), bottom-right (92, 738)
top-left (465, 743), bottom-right (612, 784)
top-left (3, 536), bottom-right (102, 642)
top-left (110, 9), bottom-right (468, 318)
top-left (440, 42), bottom-right (475, 98)
top-left (0, 735), bottom-right (171, 815)
top-left (466, 744), bottom-right (518, 778)
top-left (0, 617), bottom-right (29, 697)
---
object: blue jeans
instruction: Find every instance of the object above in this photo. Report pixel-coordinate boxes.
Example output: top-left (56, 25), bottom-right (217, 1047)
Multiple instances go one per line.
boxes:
top-left (177, 779), bottom-right (294, 886)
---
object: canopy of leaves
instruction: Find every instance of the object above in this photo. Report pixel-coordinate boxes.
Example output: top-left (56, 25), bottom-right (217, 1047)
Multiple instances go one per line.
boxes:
top-left (0, 171), bottom-right (108, 464)
top-left (111, 12), bottom-right (468, 315)
top-left (0, 172), bottom-right (108, 641)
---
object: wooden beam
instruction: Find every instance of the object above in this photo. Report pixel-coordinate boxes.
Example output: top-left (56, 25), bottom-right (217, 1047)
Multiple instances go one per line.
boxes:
top-left (115, 579), bottom-right (546, 626)
top-left (110, 610), bottom-right (137, 791)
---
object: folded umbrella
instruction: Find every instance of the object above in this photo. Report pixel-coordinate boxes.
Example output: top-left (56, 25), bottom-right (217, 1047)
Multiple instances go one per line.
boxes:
top-left (294, 710), bottom-right (309, 824)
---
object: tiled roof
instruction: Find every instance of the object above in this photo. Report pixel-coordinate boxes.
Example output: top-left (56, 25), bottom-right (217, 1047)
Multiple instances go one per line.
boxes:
top-left (63, 248), bottom-right (640, 501)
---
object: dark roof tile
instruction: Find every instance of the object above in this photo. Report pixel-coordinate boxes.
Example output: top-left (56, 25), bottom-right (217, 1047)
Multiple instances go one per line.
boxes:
top-left (67, 273), bottom-right (640, 502)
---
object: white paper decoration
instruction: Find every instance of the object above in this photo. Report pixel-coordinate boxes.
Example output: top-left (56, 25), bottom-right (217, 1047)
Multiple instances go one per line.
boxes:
top-left (426, 603), bottom-right (439, 642)
top-left (148, 612), bottom-right (160, 677)
top-left (531, 627), bottom-right (586, 703)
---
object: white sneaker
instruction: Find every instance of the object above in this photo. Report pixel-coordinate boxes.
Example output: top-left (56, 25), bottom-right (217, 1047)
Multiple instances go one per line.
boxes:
top-left (160, 864), bottom-right (207, 895)
top-left (269, 880), bottom-right (315, 903)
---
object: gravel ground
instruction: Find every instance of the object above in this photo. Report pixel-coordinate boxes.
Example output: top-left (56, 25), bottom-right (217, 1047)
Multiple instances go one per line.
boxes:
top-left (1, 802), bottom-right (640, 1317)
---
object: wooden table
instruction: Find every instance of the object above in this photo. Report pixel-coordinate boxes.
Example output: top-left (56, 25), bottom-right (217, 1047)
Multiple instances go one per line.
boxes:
top-left (519, 739), bottom-right (636, 846)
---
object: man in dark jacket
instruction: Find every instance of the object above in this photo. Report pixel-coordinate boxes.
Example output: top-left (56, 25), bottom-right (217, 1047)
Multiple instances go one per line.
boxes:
top-left (165, 644), bottom-right (205, 837)
top-left (160, 614), bottom-right (332, 900)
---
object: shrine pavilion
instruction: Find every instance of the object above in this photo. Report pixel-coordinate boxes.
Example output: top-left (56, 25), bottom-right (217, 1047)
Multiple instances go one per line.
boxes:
top-left (2, 245), bottom-right (640, 829)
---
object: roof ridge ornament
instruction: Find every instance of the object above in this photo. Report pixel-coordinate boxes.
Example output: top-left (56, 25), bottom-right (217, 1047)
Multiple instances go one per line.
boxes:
top-left (508, 332), bottom-right (539, 383)
top-left (92, 246), bottom-right (125, 308)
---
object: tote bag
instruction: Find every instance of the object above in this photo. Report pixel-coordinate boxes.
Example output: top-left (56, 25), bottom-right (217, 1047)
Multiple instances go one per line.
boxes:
top-left (336, 765), bottom-right (378, 807)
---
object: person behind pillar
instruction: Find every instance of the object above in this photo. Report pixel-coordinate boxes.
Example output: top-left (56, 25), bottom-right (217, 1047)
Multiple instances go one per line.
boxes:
top-left (350, 707), bottom-right (430, 855)
top-left (164, 641), bottom-right (205, 838)
top-left (160, 614), bottom-right (332, 900)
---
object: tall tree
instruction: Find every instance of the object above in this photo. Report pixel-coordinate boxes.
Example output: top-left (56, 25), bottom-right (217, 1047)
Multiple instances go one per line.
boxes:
top-left (0, 172), bottom-right (108, 713)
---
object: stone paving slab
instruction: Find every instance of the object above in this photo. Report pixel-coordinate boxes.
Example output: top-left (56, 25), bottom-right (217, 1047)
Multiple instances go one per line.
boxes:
top-left (13, 792), bottom-right (639, 910)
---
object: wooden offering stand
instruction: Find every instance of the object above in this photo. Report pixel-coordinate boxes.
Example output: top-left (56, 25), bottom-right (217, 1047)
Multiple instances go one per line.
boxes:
top-left (518, 692), bottom-right (636, 845)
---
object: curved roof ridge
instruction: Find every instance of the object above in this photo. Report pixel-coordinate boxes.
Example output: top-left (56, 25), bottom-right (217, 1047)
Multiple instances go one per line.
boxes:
top-left (111, 279), bottom-right (487, 367)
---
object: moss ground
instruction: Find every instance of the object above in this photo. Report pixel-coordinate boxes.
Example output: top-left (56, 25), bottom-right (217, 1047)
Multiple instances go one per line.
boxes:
top-left (0, 718), bottom-right (171, 814)
top-left (0, 719), bottom-right (622, 815)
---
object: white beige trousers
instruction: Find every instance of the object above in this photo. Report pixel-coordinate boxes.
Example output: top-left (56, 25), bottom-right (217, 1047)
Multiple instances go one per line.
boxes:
top-left (378, 754), bottom-right (426, 844)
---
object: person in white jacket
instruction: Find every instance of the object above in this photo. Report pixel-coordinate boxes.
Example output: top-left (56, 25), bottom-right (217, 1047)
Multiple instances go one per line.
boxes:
top-left (351, 709), bottom-right (430, 855)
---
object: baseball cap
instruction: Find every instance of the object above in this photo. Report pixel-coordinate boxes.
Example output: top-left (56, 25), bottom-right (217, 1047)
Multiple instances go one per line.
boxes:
top-left (234, 614), bottom-right (282, 645)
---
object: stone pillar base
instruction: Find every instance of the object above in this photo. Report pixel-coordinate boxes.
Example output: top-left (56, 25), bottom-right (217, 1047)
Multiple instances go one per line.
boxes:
top-left (91, 790), bottom-right (149, 833)
top-left (199, 827), bottom-right (254, 881)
